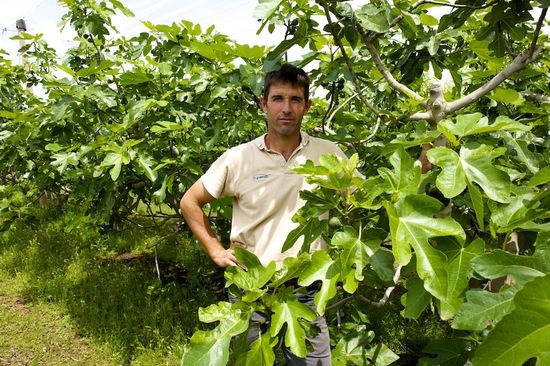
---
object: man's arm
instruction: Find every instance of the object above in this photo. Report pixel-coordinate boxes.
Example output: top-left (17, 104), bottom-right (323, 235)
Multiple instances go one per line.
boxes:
top-left (180, 180), bottom-right (243, 268)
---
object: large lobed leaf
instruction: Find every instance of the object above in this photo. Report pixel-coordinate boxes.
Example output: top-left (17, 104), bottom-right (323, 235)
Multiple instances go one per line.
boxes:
top-left (269, 287), bottom-right (317, 358)
top-left (471, 249), bottom-right (547, 285)
top-left (377, 146), bottom-right (421, 196)
top-left (452, 288), bottom-right (516, 331)
top-left (490, 190), bottom-right (550, 233)
top-left (453, 232), bottom-right (550, 331)
top-left (418, 338), bottom-right (472, 366)
top-left (291, 153), bottom-right (361, 192)
top-left (181, 332), bottom-right (231, 366)
top-left (354, 4), bottom-right (391, 33)
top-left (225, 248), bottom-right (276, 296)
top-left (330, 227), bottom-right (380, 294)
top-left (401, 238), bottom-right (484, 320)
top-left (401, 276), bottom-right (431, 319)
top-left (181, 302), bottom-right (253, 366)
top-left (427, 144), bottom-right (511, 202)
top-left (270, 253), bottom-right (311, 288)
top-left (282, 217), bottom-right (328, 253)
top-left (472, 274), bottom-right (550, 366)
top-left (385, 194), bottom-right (465, 300)
top-left (439, 238), bottom-right (485, 320)
top-left (235, 331), bottom-right (277, 366)
top-left (438, 113), bottom-right (530, 139)
top-left (297, 250), bottom-right (339, 315)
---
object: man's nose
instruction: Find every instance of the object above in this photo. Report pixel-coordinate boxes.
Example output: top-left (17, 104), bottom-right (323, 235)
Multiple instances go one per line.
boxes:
top-left (281, 99), bottom-right (291, 112)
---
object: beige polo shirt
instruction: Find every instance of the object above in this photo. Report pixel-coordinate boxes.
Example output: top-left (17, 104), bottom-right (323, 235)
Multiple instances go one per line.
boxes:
top-left (200, 132), bottom-right (347, 267)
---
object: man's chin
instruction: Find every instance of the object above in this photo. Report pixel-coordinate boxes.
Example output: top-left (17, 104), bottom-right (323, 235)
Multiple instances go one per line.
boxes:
top-left (278, 128), bottom-right (300, 137)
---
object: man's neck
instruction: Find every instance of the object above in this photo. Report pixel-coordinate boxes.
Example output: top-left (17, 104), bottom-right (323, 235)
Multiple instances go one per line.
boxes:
top-left (265, 133), bottom-right (301, 161)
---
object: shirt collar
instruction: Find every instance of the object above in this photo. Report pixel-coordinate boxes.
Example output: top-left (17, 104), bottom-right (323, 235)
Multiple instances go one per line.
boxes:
top-left (254, 132), bottom-right (310, 151)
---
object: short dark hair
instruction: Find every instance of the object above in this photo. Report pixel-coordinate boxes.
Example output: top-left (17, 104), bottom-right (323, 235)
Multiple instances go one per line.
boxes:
top-left (263, 64), bottom-right (310, 101)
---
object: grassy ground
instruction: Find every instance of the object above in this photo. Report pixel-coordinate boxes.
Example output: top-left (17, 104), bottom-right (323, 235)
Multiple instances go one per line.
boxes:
top-left (0, 276), bottom-right (117, 365)
top-left (0, 205), bottom-right (225, 365)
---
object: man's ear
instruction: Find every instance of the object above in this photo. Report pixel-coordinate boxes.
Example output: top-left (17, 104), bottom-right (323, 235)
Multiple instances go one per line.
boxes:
top-left (259, 96), bottom-right (267, 112)
top-left (304, 99), bottom-right (312, 113)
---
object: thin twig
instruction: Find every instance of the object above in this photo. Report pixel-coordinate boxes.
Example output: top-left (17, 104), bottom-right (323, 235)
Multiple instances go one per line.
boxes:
top-left (496, 22), bottom-right (516, 57)
top-left (154, 243), bottom-right (162, 283)
top-left (122, 216), bottom-right (145, 228)
top-left (419, 0), bottom-right (498, 9)
top-left (526, 91), bottom-right (550, 103)
top-left (147, 231), bottom-right (180, 249)
top-left (132, 213), bottom-right (180, 219)
top-left (322, 81), bottom-right (338, 133)
top-left (325, 86), bottom-right (370, 132)
top-left (365, 116), bottom-right (382, 141)
top-left (326, 295), bottom-right (354, 311)
top-left (327, 265), bottom-right (404, 310)
top-left (87, 33), bottom-right (104, 62)
top-left (530, 7), bottom-right (548, 55)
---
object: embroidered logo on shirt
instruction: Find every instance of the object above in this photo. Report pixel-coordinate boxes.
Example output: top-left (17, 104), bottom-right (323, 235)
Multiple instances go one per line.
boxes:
top-left (253, 173), bottom-right (270, 182)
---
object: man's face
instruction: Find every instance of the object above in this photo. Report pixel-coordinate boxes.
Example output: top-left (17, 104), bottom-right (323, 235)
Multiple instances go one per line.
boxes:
top-left (260, 82), bottom-right (312, 138)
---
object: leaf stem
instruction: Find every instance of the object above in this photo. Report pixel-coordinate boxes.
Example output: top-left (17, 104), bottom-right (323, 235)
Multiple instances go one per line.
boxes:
top-left (326, 295), bottom-right (353, 311)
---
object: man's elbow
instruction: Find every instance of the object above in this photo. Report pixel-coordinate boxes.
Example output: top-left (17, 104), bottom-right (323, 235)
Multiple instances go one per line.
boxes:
top-left (180, 189), bottom-right (194, 218)
top-left (180, 181), bottom-right (214, 217)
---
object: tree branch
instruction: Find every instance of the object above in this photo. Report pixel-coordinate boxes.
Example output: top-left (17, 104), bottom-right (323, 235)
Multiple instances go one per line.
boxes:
top-left (363, 38), bottom-right (426, 104)
top-left (87, 33), bottom-right (104, 62)
top-left (325, 2), bottom-right (546, 125)
top-left (365, 116), bottom-right (383, 141)
top-left (322, 81), bottom-right (338, 132)
top-left (325, 3), bottom-right (426, 104)
top-left (325, 86), bottom-right (370, 132)
top-left (411, 7), bottom-right (547, 122)
top-left (320, 0), bottom-right (380, 118)
top-left (445, 47), bottom-right (544, 114)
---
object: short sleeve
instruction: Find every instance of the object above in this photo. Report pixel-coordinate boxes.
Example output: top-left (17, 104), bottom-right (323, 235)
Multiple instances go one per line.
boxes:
top-left (200, 151), bottom-right (232, 198)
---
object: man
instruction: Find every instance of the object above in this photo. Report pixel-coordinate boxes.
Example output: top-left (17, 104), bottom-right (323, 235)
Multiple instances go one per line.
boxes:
top-left (180, 64), bottom-right (346, 365)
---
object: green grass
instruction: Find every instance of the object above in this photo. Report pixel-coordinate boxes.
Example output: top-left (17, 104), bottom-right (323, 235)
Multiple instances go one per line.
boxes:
top-left (0, 276), bottom-right (117, 365)
top-left (0, 205), bottom-right (225, 365)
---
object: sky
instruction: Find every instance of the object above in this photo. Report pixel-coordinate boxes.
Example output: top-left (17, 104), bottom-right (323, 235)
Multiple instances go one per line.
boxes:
top-left (0, 0), bottom-right (284, 63)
